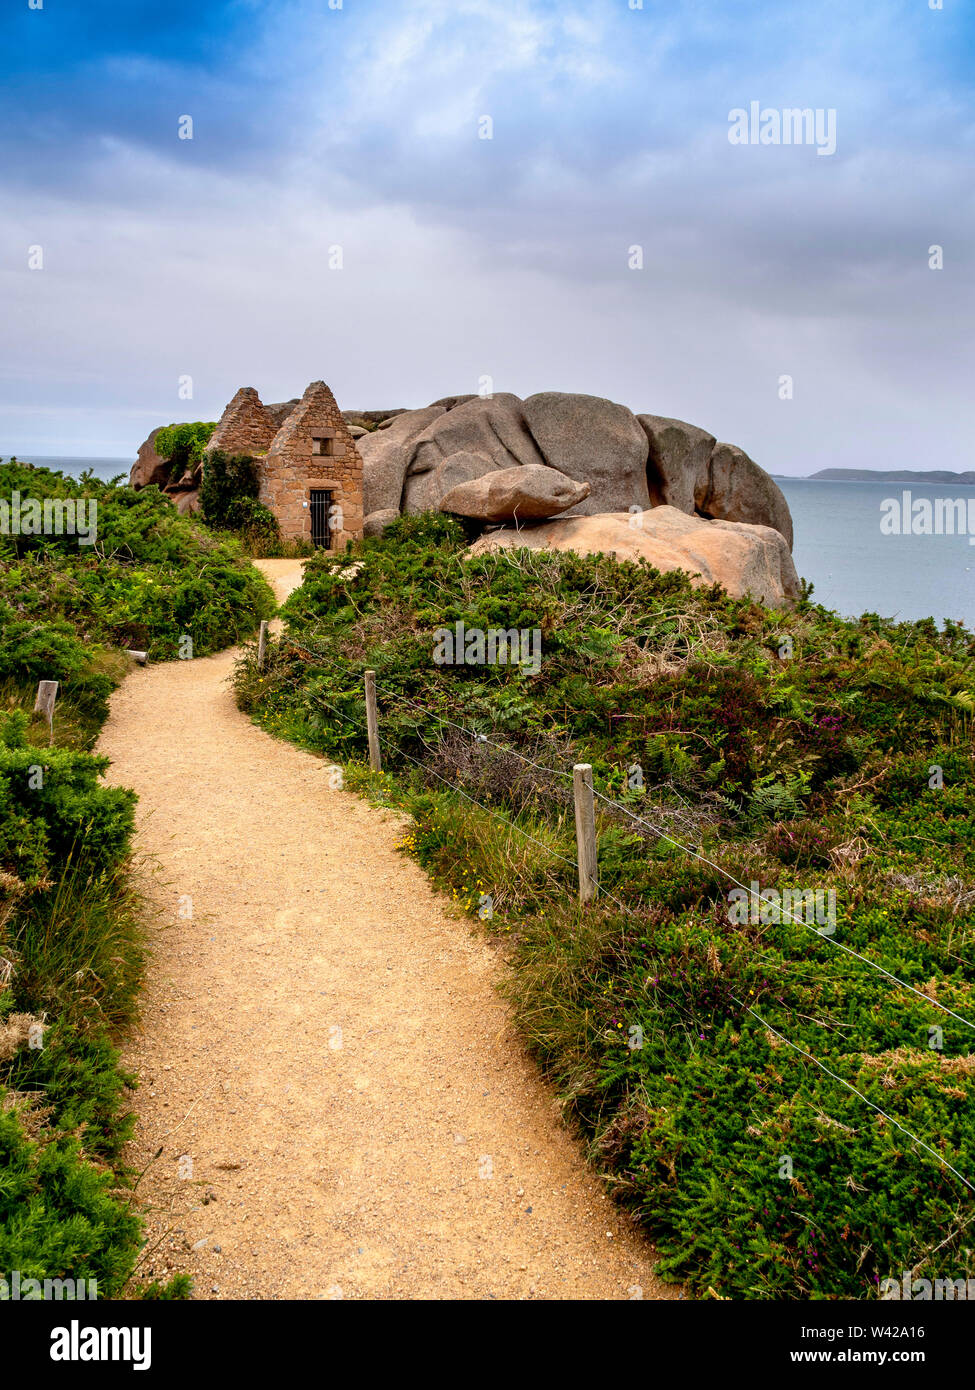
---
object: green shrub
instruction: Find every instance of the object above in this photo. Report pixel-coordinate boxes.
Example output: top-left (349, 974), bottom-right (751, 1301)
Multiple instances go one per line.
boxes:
top-left (153, 422), bottom-right (216, 479)
top-left (376, 511), bottom-right (467, 549)
top-left (223, 494), bottom-right (280, 544)
top-left (0, 740), bottom-right (135, 885)
top-left (0, 458), bottom-right (273, 1297)
top-left (198, 449), bottom-right (280, 549)
top-left (0, 461), bottom-right (275, 665)
top-left (0, 1093), bottom-right (142, 1296)
top-left (201, 449), bottom-right (255, 522)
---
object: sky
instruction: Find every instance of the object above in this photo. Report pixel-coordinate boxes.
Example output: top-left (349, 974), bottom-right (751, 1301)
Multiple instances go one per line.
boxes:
top-left (0, 0), bottom-right (972, 472)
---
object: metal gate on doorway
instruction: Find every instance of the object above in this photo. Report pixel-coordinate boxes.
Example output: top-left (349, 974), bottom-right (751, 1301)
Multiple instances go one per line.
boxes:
top-left (309, 489), bottom-right (333, 549)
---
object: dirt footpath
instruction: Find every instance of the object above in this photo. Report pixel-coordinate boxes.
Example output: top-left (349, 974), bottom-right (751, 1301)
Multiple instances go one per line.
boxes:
top-left (100, 559), bottom-right (674, 1300)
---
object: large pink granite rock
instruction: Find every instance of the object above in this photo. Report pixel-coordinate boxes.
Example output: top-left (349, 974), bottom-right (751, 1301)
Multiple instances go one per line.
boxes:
top-left (129, 427), bottom-right (171, 489)
top-left (469, 507), bottom-right (799, 607)
top-left (440, 464), bottom-right (591, 522)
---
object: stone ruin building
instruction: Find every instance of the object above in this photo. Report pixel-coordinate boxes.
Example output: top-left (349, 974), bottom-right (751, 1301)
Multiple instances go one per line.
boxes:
top-left (204, 381), bottom-right (364, 548)
top-left (132, 383), bottom-right (800, 605)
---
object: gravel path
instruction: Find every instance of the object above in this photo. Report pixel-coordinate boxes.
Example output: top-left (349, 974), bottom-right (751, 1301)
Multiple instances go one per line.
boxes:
top-left (100, 560), bottom-right (673, 1300)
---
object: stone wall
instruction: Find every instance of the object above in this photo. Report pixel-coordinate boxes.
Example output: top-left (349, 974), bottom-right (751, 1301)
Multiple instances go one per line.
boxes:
top-left (205, 387), bottom-right (278, 457)
top-left (200, 381), bottom-right (364, 548)
top-left (259, 381), bottom-right (364, 547)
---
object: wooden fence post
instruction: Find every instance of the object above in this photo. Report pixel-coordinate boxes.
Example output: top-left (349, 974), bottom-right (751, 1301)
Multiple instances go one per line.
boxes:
top-left (257, 620), bottom-right (269, 671)
top-left (34, 680), bottom-right (58, 744)
top-left (364, 669), bottom-right (382, 773)
top-left (573, 762), bottom-right (598, 903)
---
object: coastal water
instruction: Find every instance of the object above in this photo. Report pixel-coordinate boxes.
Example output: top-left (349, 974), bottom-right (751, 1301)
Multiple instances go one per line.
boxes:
top-left (9, 455), bottom-right (132, 484)
top-left (778, 478), bottom-right (975, 629)
top-left (6, 457), bottom-right (974, 630)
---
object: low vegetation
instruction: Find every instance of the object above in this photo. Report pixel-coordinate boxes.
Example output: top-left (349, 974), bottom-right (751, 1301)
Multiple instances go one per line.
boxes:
top-left (234, 512), bottom-right (975, 1299)
top-left (146, 436), bottom-right (311, 558)
top-left (151, 422), bottom-right (216, 482)
top-left (0, 461), bottom-right (273, 1295)
top-left (198, 449), bottom-right (280, 552)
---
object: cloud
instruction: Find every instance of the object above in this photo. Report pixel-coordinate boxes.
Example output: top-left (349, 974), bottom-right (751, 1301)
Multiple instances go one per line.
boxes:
top-left (1, 0), bottom-right (973, 469)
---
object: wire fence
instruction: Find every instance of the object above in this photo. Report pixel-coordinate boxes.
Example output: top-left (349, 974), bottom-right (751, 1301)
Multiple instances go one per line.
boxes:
top-left (375, 677), bottom-right (975, 1033)
top-left (257, 647), bottom-right (975, 1198)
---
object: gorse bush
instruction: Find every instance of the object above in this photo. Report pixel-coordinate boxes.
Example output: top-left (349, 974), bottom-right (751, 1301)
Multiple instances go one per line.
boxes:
top-left (0, 701), bottom-right (142, 1295)
top-left (0, 1090), bottom-right (142, 1296)
top-left (0, 460), bottom-right (270, 1298)
top-left (0, 461), bottom-right (274, 701)
top-left (0, 711), bottom-right (135, 887)
top-left (235, 515), bottom-right (975, 1299)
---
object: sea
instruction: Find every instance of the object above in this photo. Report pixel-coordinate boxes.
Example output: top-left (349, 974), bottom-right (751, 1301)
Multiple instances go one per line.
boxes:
top-left (8, 455), bottom-right (133, 484)
top-left (778, 478), bottom-right (975, 630)
top-left (4, 457), bottom-right (974, 630)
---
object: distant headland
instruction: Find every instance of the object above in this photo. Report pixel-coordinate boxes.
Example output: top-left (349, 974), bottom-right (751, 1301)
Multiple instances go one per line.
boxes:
top-left (797, 468), bottom-right (975, 485)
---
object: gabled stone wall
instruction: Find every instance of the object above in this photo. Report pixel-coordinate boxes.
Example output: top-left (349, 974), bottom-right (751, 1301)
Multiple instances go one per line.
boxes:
top-left (205, 387), bottom-right (278, 458)
top-left (203, 381), bottom-right (364, 548)
top-left (259, 381), bottom-right (364, 547)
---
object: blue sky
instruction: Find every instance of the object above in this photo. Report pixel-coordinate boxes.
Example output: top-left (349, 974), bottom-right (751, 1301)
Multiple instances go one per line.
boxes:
top-left (1, 0), bottom-right (972, 472)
